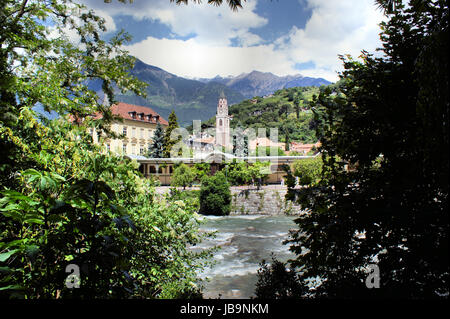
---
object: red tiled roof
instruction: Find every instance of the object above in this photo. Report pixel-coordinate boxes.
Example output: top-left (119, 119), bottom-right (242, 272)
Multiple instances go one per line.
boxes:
top-left (289, 141), bottom-right (321, 152)
top-left (110, 102), bottom-right (168, 126)
top-left (70, 102), bottom-right (168, 126)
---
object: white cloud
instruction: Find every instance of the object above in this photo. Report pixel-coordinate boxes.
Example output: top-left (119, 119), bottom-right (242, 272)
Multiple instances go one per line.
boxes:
top-left (124, 37), bottom-right (296, 78)
top-left (47, 5), bottom-right (117, 45)
top-left (278, 0), bottom-right (386, 77)
top-left (96, 9), bottom-right (117, 33)
top-left (83, 0), bottom-right (266, 46)
top-left (84, 0), bottom-right (386, 82)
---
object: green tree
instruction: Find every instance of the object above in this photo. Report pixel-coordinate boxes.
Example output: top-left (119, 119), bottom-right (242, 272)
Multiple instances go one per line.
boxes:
top-left (226, 160), bottom-right (252, 186)
top-left (199, 172), bottom-right (231, 216)
top-left (0, 0), bottom-right (212, 299)
top-left (192, 163), bottom-right (211, 182)
top-left (171, 163), bottom-right (196, 190)
top-left (255, 146), bottom-right (286, 157)
top-left (255, 256), bottom-right (303, 299)
top-left (294, 93), bottom-right (304, 119)
top-left (283, 0), bottom-right (449, 298)
top-left (292, 156), bottom-right (322, 186)
top-left (232, 126), bottom-right (249, 157)
top-left (248, 161), bottom-right (270, 189)
top-left (163, 110), bottom-right (181, 158)
top-left (147, 122), bottom-right (165, 158)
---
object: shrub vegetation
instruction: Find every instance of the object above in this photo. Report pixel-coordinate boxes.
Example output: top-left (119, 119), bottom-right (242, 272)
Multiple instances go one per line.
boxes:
top-left (199, 172), bottom-right (231, 216)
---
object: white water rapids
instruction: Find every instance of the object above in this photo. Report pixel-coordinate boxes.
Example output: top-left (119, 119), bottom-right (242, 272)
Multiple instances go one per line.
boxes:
top-left (192, 214), bottom-right (297, 299)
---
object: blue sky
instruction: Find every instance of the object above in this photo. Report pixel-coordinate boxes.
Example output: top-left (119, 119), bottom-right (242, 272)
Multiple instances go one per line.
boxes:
top-left (81, 0), bottom-right (385, 82)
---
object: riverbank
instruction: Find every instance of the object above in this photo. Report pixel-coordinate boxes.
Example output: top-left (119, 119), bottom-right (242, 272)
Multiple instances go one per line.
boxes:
top-left (154, 185), bottom-right (304, 215)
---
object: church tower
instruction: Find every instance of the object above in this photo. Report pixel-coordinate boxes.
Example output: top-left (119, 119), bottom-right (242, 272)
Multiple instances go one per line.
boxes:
top-left (215, 92), bottom-right (231, 148)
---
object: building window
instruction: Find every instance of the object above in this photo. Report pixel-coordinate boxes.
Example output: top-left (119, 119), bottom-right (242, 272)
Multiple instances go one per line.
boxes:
top-left (123, 126), bottom-right (127, 136)
top-left (132, 127), bottom-right (136, 138)
top-left (140, 146), bottom-right (144, 155)
top-left (122, 144), bottom-right (127, 154)
top-left (149, 166), bottom-right (156, 174)
top-left (169, 166), bottom-right (173, 174)
top-left (132, 144), bottom-right (136, 154)
top-left (140, 128), bottom-right (144, 138)
top-left (219, 119), bottom-right (223, 127)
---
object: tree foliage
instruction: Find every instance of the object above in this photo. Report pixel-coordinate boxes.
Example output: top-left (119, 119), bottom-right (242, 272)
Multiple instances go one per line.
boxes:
top-left (192, 163), bottom-right (211, 183)
top-left (280, 0), bottom-right (449, 298)
top-left (254, 256), bottom-right (303, 299)
top-left (147, 122), bottom-right (165, 158)
top-left (253, 146), bottom-right (286, 157)
top-left (0, 0), bottom-right (211, 299)
top-left (199, 172), bottom-right (231, 216)
top-left (163, 110), bottom-right (181, 158)
top-left (292, 156), bottom-right (323, 186)
top-left (171, 163), bottom-right (196, 189)
top-left (202, 87), bottom-right (319, 144)
top-left (226, 161), bottom-right (251, 186)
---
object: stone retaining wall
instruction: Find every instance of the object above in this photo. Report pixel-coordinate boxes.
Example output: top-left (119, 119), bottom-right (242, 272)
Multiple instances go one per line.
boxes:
top-left (154, 186), bottom-right (303, 215)
top-left (230, 188), bottom-right (302, 215)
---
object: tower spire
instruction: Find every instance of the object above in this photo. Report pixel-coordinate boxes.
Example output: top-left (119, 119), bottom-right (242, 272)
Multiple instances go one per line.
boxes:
top-left (215, 93), bottom-right (230, 148)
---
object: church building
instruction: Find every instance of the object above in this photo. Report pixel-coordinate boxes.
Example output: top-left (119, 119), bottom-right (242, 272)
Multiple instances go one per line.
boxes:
top-left (215, 92), bottom-right (232, 148)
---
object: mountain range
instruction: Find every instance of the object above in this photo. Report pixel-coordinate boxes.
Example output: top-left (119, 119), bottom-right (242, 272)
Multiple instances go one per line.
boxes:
top-left (97, 58), bottom-right (332, 126)
top-left (196, 71), bottom-right (330, 99)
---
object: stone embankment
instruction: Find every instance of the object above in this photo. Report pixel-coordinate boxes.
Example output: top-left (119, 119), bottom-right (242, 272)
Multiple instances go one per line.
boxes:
top-left (155, 185), bottom-right (304, 215)
top-left (230, 186), bottom-right (302, 215)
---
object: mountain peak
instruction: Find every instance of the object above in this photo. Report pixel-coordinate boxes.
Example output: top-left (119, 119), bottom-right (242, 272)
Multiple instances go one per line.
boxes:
top-left (207, 69), bottom-right (331, 98)
top-left (105, 58), bottom-right (331, 125)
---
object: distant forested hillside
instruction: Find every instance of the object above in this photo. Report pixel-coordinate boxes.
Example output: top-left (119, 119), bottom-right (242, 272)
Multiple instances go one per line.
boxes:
top-left (202, 86), bottom-right (324, 144)
top-left (88, 59), bottom-right (331, 127)
top-left (90, 58), bottom-right (245, 127)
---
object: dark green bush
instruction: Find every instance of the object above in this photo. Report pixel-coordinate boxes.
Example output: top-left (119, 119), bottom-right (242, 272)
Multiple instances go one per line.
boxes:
top-left (199, 172), bottom-right (231, 216)
top-left (254, 256), bottom-right (303, 299)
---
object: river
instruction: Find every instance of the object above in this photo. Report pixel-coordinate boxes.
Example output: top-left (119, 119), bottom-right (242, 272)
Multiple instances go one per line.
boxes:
top-left (194, 215), bottom-right (297, 299)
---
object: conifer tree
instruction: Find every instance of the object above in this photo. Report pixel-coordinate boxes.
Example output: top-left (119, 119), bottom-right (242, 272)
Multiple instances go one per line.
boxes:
top-left (147, 122), bottom-right (164, 158)
top-left (163, 110), bottom-right (181, 158)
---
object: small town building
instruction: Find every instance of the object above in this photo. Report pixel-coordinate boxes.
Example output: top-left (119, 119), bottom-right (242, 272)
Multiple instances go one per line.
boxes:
top-left (288, 141), bottom-right (321, 155)
top-left (185, 134), bottom-right (215, 152)
top-left (76, 101), bottom-right (168, 156)
top-left (248, 137), bottom-right (286, 151)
